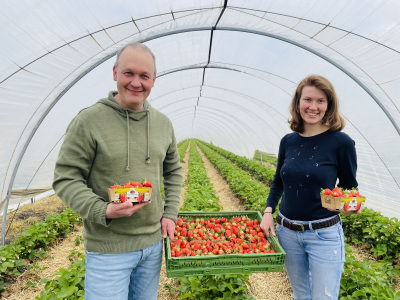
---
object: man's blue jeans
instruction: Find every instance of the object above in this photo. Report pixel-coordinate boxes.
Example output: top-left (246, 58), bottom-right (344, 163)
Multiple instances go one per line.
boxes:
top-left (84, 240), bottom-right (163, 300)
top-left (277, 213), bottom-right (345, 300)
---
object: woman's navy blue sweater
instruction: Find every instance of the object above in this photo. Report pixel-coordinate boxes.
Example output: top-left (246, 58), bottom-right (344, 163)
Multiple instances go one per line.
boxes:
top-left (266, 130), bottom-right (358, 221)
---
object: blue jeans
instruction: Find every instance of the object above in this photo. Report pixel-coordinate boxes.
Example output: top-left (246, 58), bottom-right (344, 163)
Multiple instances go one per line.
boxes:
top-left (85, 240), bottom-right (163, 300)
top-left (276, 213), bottom-right (345, 300)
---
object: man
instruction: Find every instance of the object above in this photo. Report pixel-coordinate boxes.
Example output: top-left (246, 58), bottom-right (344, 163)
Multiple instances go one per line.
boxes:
top-left (53, 42), bottom-right (182, 300)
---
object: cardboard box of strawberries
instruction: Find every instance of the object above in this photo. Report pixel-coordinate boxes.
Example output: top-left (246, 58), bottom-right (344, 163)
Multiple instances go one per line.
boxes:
top-left (320, 187), bottom-right (366, 213)
top-left (108, 180), bottom-right (152, 203)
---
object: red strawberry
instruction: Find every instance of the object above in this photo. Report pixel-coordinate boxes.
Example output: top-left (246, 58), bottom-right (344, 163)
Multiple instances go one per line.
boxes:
top-left (137, 194), bottom-right (144, 202)
top-left (142, 179), bottom-right (152, 187)
top-left (355, 203), bottom-right (361, 210)
top-left (120, 195), bottom-right (127, 203)
top-left (343, 203), bottom-right (349, 211)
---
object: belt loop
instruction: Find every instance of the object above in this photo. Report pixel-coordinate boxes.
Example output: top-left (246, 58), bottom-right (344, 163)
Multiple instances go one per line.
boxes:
top-left (308, 221), bottom-right (314, 232)
top-left (280, 214), bottom-right (284, 226)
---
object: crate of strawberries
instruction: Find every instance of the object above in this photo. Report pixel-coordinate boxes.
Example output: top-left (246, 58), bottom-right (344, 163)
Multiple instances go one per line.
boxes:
top-left (108, 179), bottom-right (152, 203)
top-left (164, 211), bottom-right (286, 278)
top-left (320, 187), bottom-right (366, 212)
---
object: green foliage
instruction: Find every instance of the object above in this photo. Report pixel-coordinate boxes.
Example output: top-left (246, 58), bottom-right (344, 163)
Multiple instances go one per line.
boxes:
top-left (35, 250), bottom-right (85, 300)
top-left (173, 274), bottom-right (255, 300)
top-left (342, 208), bottom-right (400, 267)
top-left (197, 140), bottom-right (275, 186)
top-left (181, 141), bottom-right (222, 212)
top-left (196, 141), bottom-right (270, 212)
top-left (253, 150), bottom-right (277, 167)
top-left (340, 245), bottom-right (400, 299)
top-left (177, 139), bottom-right (190, 162)
top-left (0, 209), bottom-right (82, 294)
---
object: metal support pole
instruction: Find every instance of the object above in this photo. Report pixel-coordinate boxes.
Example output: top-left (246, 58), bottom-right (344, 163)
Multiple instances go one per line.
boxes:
top-left (1, 192), bottom-right (11, 246)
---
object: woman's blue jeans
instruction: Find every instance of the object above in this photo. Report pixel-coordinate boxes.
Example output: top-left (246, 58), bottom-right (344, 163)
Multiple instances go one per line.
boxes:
top-left (277, 213), bottom-right (345, 300)
top-left (84, 240), bottom-right (163, 300)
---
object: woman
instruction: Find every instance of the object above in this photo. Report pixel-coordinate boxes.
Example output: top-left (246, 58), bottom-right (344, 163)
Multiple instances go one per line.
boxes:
top-left (260, 75), bottom-right (360, 299)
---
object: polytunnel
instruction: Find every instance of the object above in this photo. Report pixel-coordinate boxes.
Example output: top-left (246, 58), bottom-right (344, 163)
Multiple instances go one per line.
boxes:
top-left (1, 0), bottom-right (400, 240)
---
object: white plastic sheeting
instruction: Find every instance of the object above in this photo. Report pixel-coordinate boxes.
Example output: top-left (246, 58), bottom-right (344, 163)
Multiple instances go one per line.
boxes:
top-left (1, 0), bottom-right (400, 222)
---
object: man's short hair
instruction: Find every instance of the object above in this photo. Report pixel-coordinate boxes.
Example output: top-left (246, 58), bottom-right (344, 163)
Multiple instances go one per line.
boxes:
top-left (114, 42), bottom-right (157, 75)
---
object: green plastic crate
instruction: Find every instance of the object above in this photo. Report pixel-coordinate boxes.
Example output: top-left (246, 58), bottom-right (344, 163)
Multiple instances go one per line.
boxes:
top-left (164, 211), bottom-right (285, 278)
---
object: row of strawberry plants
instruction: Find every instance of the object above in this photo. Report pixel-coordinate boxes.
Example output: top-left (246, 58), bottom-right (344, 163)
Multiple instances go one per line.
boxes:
top-left (177, 139), bottom-right (190, 162)
top-left (180, 142), bottom-right (222, 212)
top-left (340, 244), bottom-right (400, 299)
top-left (169, 141), bottom-right (254, 300)
top-left (196, 141), bottom-right (270, 213)
top-left (253, 150), bottom-right (278, 167)
top-left (196, 140), bottom-right (275, 186)
top-left (197, 141), bottom-right (400, 299)
top-left (0, 208), bottom-right (82, 294)
top-left (342, 208), bottom-right (400, 267)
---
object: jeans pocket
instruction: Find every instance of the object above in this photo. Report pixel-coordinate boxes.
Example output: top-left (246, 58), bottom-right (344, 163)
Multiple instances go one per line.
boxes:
top-left (314, 224), bottom-right (341, 241)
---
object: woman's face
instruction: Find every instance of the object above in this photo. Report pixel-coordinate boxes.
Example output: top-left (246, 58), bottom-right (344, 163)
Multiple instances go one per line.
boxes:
top-left (298, 85), bottom-right (328, 126)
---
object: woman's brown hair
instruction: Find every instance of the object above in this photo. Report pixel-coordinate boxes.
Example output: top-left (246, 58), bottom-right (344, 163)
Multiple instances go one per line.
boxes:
top-left (288, 75), bottom-right (345, 133)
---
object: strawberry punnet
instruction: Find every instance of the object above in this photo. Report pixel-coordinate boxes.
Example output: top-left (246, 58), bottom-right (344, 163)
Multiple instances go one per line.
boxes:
top-left (109, 179), bottom-right (152, 203)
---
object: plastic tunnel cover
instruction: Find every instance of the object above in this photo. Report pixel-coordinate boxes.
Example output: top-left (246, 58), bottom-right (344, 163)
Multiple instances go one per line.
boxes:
top-left (0, 0), bottom-right (399, 221)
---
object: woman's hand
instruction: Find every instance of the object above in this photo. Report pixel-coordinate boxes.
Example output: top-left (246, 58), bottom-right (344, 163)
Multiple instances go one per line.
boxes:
top-left (260, 212), bottom-right (276, 238)
top-left (327, 208), bottom-right (362, 215)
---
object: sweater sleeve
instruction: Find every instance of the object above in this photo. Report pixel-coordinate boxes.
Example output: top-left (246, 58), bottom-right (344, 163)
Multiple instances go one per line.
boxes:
top-left (53, 114), bottom-right (109, 226)
top-left (162, 128), bottom-right (183, 223)
top-left (266, 136), bottom-right (286, 213)
top-left (337, 134), bottom-right (358, 190)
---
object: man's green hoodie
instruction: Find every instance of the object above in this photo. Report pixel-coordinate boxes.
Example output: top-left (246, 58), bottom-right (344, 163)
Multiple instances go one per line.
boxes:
top-left (53, 91), bottom-right (182, 253)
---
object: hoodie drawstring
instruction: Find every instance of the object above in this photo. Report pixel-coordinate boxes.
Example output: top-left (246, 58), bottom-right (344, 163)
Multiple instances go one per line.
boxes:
top-left (125, 109), bottom-right (151, 171)
top-left (146, 111), bottom-right (151, 164)
top-left (125, 111), bottom-right (130, 171)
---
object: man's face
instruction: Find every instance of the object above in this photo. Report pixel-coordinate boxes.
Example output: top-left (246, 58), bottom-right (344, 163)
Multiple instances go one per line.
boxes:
top-left (113, 47), bottom-right (156, 112)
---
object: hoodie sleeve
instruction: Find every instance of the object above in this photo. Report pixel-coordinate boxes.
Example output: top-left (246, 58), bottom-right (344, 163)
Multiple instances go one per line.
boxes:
top-left (53, 113), bottom-right (109, 226)
top-left (162, 128), bottom-right (183, 223)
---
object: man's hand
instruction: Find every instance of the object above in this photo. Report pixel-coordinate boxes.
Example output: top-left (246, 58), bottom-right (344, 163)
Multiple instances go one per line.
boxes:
top-left (161, 218), bottom-right (176, 240)
top-left (105, 201), bottom-right (151, 219)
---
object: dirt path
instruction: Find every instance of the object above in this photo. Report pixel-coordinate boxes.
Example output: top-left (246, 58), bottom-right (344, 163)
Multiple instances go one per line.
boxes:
top-left (197, 146), bottom-right (293, 300)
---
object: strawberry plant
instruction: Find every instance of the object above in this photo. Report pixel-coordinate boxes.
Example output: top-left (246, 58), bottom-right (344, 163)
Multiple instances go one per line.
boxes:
top-left (340, 244), bottom-right (400, 299)
top-left (0, 209), bottom-right (81, 295)
top-left (174, 274), bottom-right (255, 300)
top-left (177, 139), bottom-right (190, 162)
top-left (35, 249), bottom-right (85, 300)
top-left (342, 208), bottom-right (400, 267)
